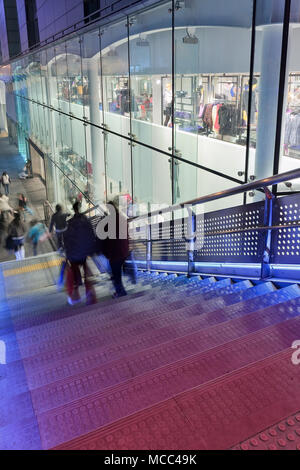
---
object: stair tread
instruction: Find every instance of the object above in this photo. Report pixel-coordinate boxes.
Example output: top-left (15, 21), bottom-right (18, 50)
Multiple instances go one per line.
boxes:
top-left (27, 296), bottom-right (300, 410)
top-left (32, 315), bottom-right (300, 448)
top-left (12, 279), bottom-right (260, 347)
top-left (51, 348), bottom-right (300, 450)
top-left (1, 263), bottom-right (299, 450)
top-left (11, 284), bottom-right (299, 365)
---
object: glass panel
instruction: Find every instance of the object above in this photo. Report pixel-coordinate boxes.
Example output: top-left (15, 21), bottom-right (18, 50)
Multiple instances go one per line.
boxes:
top-left (54, 42), bottom-right (70, 114)
top-left (249, 0), bottom-right (285, 184)
top-left (58, 113), bottom-right (88, 202)
top-left (81, 28), bottom-right (106, 205)
top-left (174, 0), bottom-right (254, 180)
top-left (45, 46), bottom-right (62, 160)
top-left (128, 1), bottom-right (173, 152)
top-left (277, 0), bottom-right (300, 193)
top-left (81, 28), bottom-right (102, 122)
top-left (12, 58), bottom-right (28, 159)
top-left (101, 18), bottom-right (130, 137)
top-left (104, 131), bottom-right (132, 201)
top-left (178, 163), bottom-right (243, 213)
top-left (65, 36), bottom-right (84, 119)
top-left (44, 156), bottom-right (56, 206)
top-left (132, 143), bottom-right (172, 213)
top-left (46, 44), bottom-right (60, 109)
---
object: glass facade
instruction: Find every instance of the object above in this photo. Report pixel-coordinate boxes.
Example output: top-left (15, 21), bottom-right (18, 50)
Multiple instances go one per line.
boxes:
top-left (2, 0), bottom-right (299, 215)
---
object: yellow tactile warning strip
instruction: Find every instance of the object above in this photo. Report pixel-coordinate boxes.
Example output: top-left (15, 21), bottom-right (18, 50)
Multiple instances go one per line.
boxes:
top-left (3, 258), bottom-right (61, 277)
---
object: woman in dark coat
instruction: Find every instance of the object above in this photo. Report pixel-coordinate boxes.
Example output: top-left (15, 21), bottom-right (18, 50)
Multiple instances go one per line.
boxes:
top-left (64, 202), bottom-right (97, 305)
top-left (102, 201), bottom-right (129, 298)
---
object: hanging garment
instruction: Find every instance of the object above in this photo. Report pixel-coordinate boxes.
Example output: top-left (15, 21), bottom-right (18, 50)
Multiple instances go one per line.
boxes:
top-left (198, 104), bottom-right (205, 118)
top-left (214, 104), bottom-right (222, 132)
top-left (284, 112), bottom-right (300, 147)
top-left (203, 104), bottom-right (213, 129)
top-left (242, 86), bottom-right (258, 125)
top-left (219, 105), bottom-right (239, 136)
top-left (212, 105), bottom-right (218, 132)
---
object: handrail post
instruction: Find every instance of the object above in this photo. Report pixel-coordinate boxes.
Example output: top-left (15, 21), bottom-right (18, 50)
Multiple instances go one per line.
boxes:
top-left (186, 207), bottom-right (196, 278)
top-left (146, 224), bottom-right (152, 272)
top-left (261, 187), bottom-right (275, 279)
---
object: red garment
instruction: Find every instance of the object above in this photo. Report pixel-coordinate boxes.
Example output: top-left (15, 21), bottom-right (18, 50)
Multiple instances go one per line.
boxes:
top-left (66, 261), bottom-right (96, 305)
top-left (214, 104), bottom-right (222, 131)
top-left (87, 162), bottom-right (92, 175)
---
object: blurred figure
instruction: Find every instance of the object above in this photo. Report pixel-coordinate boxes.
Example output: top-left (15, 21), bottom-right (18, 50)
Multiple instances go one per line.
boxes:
top-left (1, 171), bottom-right (11, 195)
top-left (18, 161), bottom-right (31, 179)
top-left (49, 204), bottom-right (70, 251)
top-left (102, 201), bottom-right (129, 298)
top-left (18, 194), bottom-right (33, 221)
top-left (64, 201), bottom-right (97, 306)
top-left (0, 192), bottom-right (14, 223)
top-left (7, 212), bottom-right (26, 260)
top-left (0, 213), bottom-right (5, 245)
top-left (28, 219), bottom-right (47, 256)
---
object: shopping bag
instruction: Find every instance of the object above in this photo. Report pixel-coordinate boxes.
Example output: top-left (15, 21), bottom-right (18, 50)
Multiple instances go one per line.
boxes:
top-left (39, 226), bottom-right (50, 242)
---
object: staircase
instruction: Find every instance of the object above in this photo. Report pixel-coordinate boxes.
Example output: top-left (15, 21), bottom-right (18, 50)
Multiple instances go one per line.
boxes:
top-left (1, 260), bottom-right (300, 450)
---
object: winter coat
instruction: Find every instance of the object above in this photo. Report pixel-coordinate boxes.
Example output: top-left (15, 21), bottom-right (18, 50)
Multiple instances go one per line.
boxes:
top-left (64, 213), bottom-right (97, 262)
top-left (49, 212), bottom-right (70, 232)
top-left (28, 223), bottom-right (46, 244)
top-left (101, 211), bottom-right (129, 263)
top-left (8, 220), bottom-right (26, 239)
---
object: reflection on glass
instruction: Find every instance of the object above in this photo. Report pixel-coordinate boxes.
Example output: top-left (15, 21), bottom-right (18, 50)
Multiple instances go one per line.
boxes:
top-left (105, 131), bottom-right (132, 200)
top-left (278, 0), bottom-right (300, 192)
top-left (5, 0), bottom-right (299, 218)
top-left (132, 143), bottom-right (172, 211)
top-left (129, 2), bottom-right (172, 152)
top-left (101, 18), bottom-right (130, 136)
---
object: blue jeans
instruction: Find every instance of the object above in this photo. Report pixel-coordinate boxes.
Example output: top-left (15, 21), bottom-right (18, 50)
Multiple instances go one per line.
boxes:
top-left (21, 206), bottom-right (34, 221)
top-left (3, 184), bottom-right (9, 195)
top-left (127, 251), bottom-right (138, 284)
top-left (56, 231), bottom-right (65, 250)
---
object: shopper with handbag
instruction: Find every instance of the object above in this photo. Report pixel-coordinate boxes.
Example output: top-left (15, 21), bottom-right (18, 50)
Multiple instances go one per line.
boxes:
top-left (7, 212), bottom-right (26, 260)
top-left (64, 201), bottom-right (97, 306)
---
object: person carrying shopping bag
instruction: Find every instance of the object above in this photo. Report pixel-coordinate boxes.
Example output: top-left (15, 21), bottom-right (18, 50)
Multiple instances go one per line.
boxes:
top-left (64, 201), bottom-right (97, 306)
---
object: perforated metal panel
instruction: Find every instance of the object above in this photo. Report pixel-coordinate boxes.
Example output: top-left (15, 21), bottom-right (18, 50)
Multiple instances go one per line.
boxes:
top-left (152, 223), bottom-right (177, 261)
top-left (271, 194), bottom-right (300, 264)
top-left (128, 197), bottom-right (300, 267)
top-left (195, 201), bottom-right (265, 263)
top-left (129, 222), bottom-right (148, 260)
top-left (129, 240), bottom-right (147, 260)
